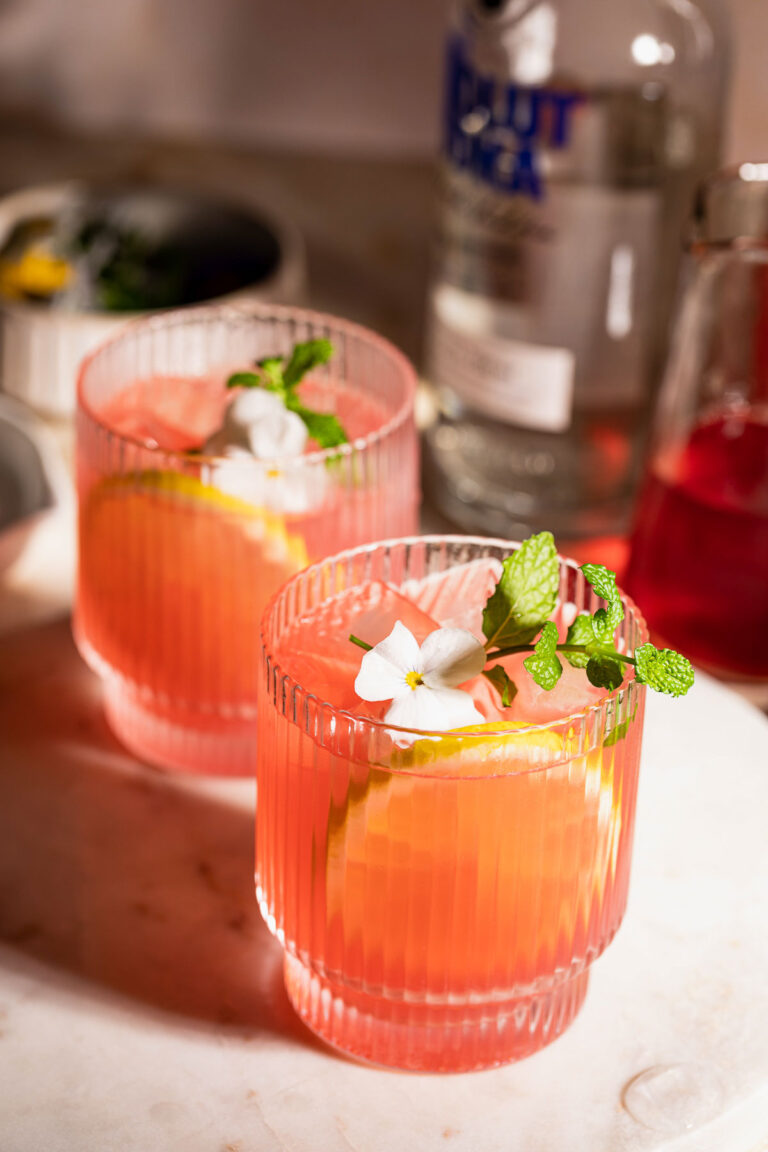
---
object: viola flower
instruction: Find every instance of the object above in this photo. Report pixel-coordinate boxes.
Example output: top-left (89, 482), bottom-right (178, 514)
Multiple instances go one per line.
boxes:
top-left (204, 340), bottom-right (350, 514)
top-left (206, 388), bottom-right (309, 459)
top-left (207, 388), bottom-right (326, 514)
top-left (247, 403), bottom-right (307, 460)
top-left (354, 621), bottom-right (486, 733)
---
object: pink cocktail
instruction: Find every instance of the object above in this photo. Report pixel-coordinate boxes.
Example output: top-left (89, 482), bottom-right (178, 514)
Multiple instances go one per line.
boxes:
top-left (257, 537), bottom-right (647, 1071)
top-left (75, 305), bottom-right (418, 773)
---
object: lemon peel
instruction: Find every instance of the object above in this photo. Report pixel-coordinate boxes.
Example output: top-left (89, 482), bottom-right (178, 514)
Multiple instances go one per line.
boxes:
top-left (390, 720), bottom-right (564, 777)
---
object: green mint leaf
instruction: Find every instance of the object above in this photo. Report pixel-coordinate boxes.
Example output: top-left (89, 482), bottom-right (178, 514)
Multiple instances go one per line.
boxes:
top-left (586, 656), bottom-right (624, 691)
top-left (563, 613), bottom-right (595, 668)
top-left (256, 356), bottom-right (286, 389)
top-left (581, 562), bottom-right (624, 633)
top-left (523, 622), bottom-right (562, 691)
top-left (482, 531), bottom-right (559, 649)
top-left (591, 607), bottom-right (614, 644)
top-left (607, 598), bottom-right (624, 634)
top-left (565, 610), bottom-right (625, 685)
top-left (285, 395), bottom-right (349, 450)
top-left (604, 702), bottom-right (638, 746)
top-left (283, 339), bottom-right (334, 389)
top-left (635, 643), bottom-right (695, 697)
top-left (226, 371), bottom-right (262, 390)
top-left (482, 665), bottom-right (518, 708)
top-left (581, 563), bottom-right (619, 604)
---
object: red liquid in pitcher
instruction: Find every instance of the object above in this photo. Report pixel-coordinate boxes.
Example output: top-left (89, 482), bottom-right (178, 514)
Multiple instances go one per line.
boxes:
top-left (626, 409), bottom-right (768, 679)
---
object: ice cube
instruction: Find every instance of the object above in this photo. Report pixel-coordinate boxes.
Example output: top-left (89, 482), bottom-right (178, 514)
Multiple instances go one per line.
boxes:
top-left (275, 580), bottom-right (439, 711)
top-left (99, 375), bottom-right (229, 451)
top-left (461, 652), bottom-right (607, 727)
top-left (507, 654), bottom-right (607, 723)
top-left (401, 557), bottom-right (502, 634)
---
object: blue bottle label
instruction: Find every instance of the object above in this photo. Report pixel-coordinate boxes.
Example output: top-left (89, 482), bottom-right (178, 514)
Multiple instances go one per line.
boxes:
top-left (444, 36), bottom-right (583, 200)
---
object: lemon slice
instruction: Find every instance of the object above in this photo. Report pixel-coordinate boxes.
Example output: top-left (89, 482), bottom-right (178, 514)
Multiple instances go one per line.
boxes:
top-left (79, 469), bottom-right (308, 702)
top-left (324, 719), bottom-right (622, 988)
top-left (327, 723), bottom-right (566, 903)
top-left (391, 720), bottom-right (564, 777)
top-left (328, 723), bottom-right (565, 877)
top-left (87, 469), bottom-right (309, 567)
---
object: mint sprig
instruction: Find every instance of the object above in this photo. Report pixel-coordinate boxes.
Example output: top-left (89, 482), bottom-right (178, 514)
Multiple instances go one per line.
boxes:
top-left (478, 538), bottom-right (694, 703)
top-left (226, 339), bottom-right (348, 451)
top-left (562, 564), bottom-right (627, 688)
top-left (349, 533), bottom-right (695, 725)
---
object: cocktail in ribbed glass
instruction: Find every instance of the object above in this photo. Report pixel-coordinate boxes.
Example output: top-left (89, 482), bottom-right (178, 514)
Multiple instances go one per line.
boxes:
top-left (75, 304), bottom-right (418, 774)
top-left (257, 536), bottom-right (647, 1072)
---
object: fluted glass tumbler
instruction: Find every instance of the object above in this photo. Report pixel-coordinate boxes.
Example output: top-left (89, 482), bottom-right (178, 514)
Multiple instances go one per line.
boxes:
top-left (75, 304), bottom-right (419, 774)
top-left (256, 536), bottom-right (647, 1072)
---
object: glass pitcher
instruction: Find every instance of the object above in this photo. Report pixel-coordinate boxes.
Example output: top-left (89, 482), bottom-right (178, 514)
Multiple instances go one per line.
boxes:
top-left (625, 165), bottom-right (768, 691)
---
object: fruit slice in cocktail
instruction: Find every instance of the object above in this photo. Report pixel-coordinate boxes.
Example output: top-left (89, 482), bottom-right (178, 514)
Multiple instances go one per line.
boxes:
top-left (75, 305), bottom-right (418, 774)
top-left (256, 536), bottom-right (651, 1072)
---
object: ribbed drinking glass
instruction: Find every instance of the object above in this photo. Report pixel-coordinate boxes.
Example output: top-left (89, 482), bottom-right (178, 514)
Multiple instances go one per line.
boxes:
top-left (256, 535), bottom-right (647, 1071)
top-left (75, 304), bottom-right (419, 774)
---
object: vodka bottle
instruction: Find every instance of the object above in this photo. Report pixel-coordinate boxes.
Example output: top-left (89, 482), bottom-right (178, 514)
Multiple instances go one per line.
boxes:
top-left (424, 0), bottom-right (730, 540)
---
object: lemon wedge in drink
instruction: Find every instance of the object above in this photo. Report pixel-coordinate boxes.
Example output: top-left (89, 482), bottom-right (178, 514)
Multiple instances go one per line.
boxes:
top-left (328, 722), bottom-right (565, 866)
top-left (324, 717), bottom-right (622, 987)
top-left (79, 469), bottom-right (308, 701)
top-left (83, 469), bottom-right (309, 567)
top-left (390, 720), bottom-right (564, 776)
top-left (327, 722), bottom-right (566, 898)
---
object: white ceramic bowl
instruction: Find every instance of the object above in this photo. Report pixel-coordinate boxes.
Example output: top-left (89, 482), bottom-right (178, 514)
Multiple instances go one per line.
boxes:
top-left (0, 181), bottom-right (306, 417)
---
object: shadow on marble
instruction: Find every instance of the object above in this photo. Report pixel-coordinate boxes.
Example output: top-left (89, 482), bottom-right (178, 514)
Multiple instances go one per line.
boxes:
top-left (0, 614), bottom-right (324, 1052)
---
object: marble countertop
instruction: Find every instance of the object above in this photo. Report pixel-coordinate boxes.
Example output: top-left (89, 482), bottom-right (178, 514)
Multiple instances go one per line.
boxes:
top-left (1, 493), bottom-right (767, 1152)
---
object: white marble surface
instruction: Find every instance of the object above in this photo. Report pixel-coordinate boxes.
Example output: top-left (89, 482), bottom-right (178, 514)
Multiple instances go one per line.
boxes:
top-left (1, 509), bottom-right (767, 1152)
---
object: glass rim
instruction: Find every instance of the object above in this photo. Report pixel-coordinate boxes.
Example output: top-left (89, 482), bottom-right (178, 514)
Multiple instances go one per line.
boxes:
top-left (260, 533), bottom-right (649, 748)
top-left (76, 300), bottom-right (419, 468)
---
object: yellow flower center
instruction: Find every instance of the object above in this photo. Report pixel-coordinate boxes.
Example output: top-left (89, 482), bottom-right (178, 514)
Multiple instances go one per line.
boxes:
top-left (405, 670), bottom-right (423, 691)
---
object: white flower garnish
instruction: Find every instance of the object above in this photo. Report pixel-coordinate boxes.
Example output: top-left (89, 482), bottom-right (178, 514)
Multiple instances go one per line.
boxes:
top-left (247, 405), bottom-right (307, 459)
top-left (209, 446), bottom-right (327, 515)
top-left (355, 621), bottom-right (486, 733)
top-left (208, 389), bottom-right (309, 459)
top-left (205, 386), bottom-right (325, 514)
top-left (227, 387), bottom-right (285, 427)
